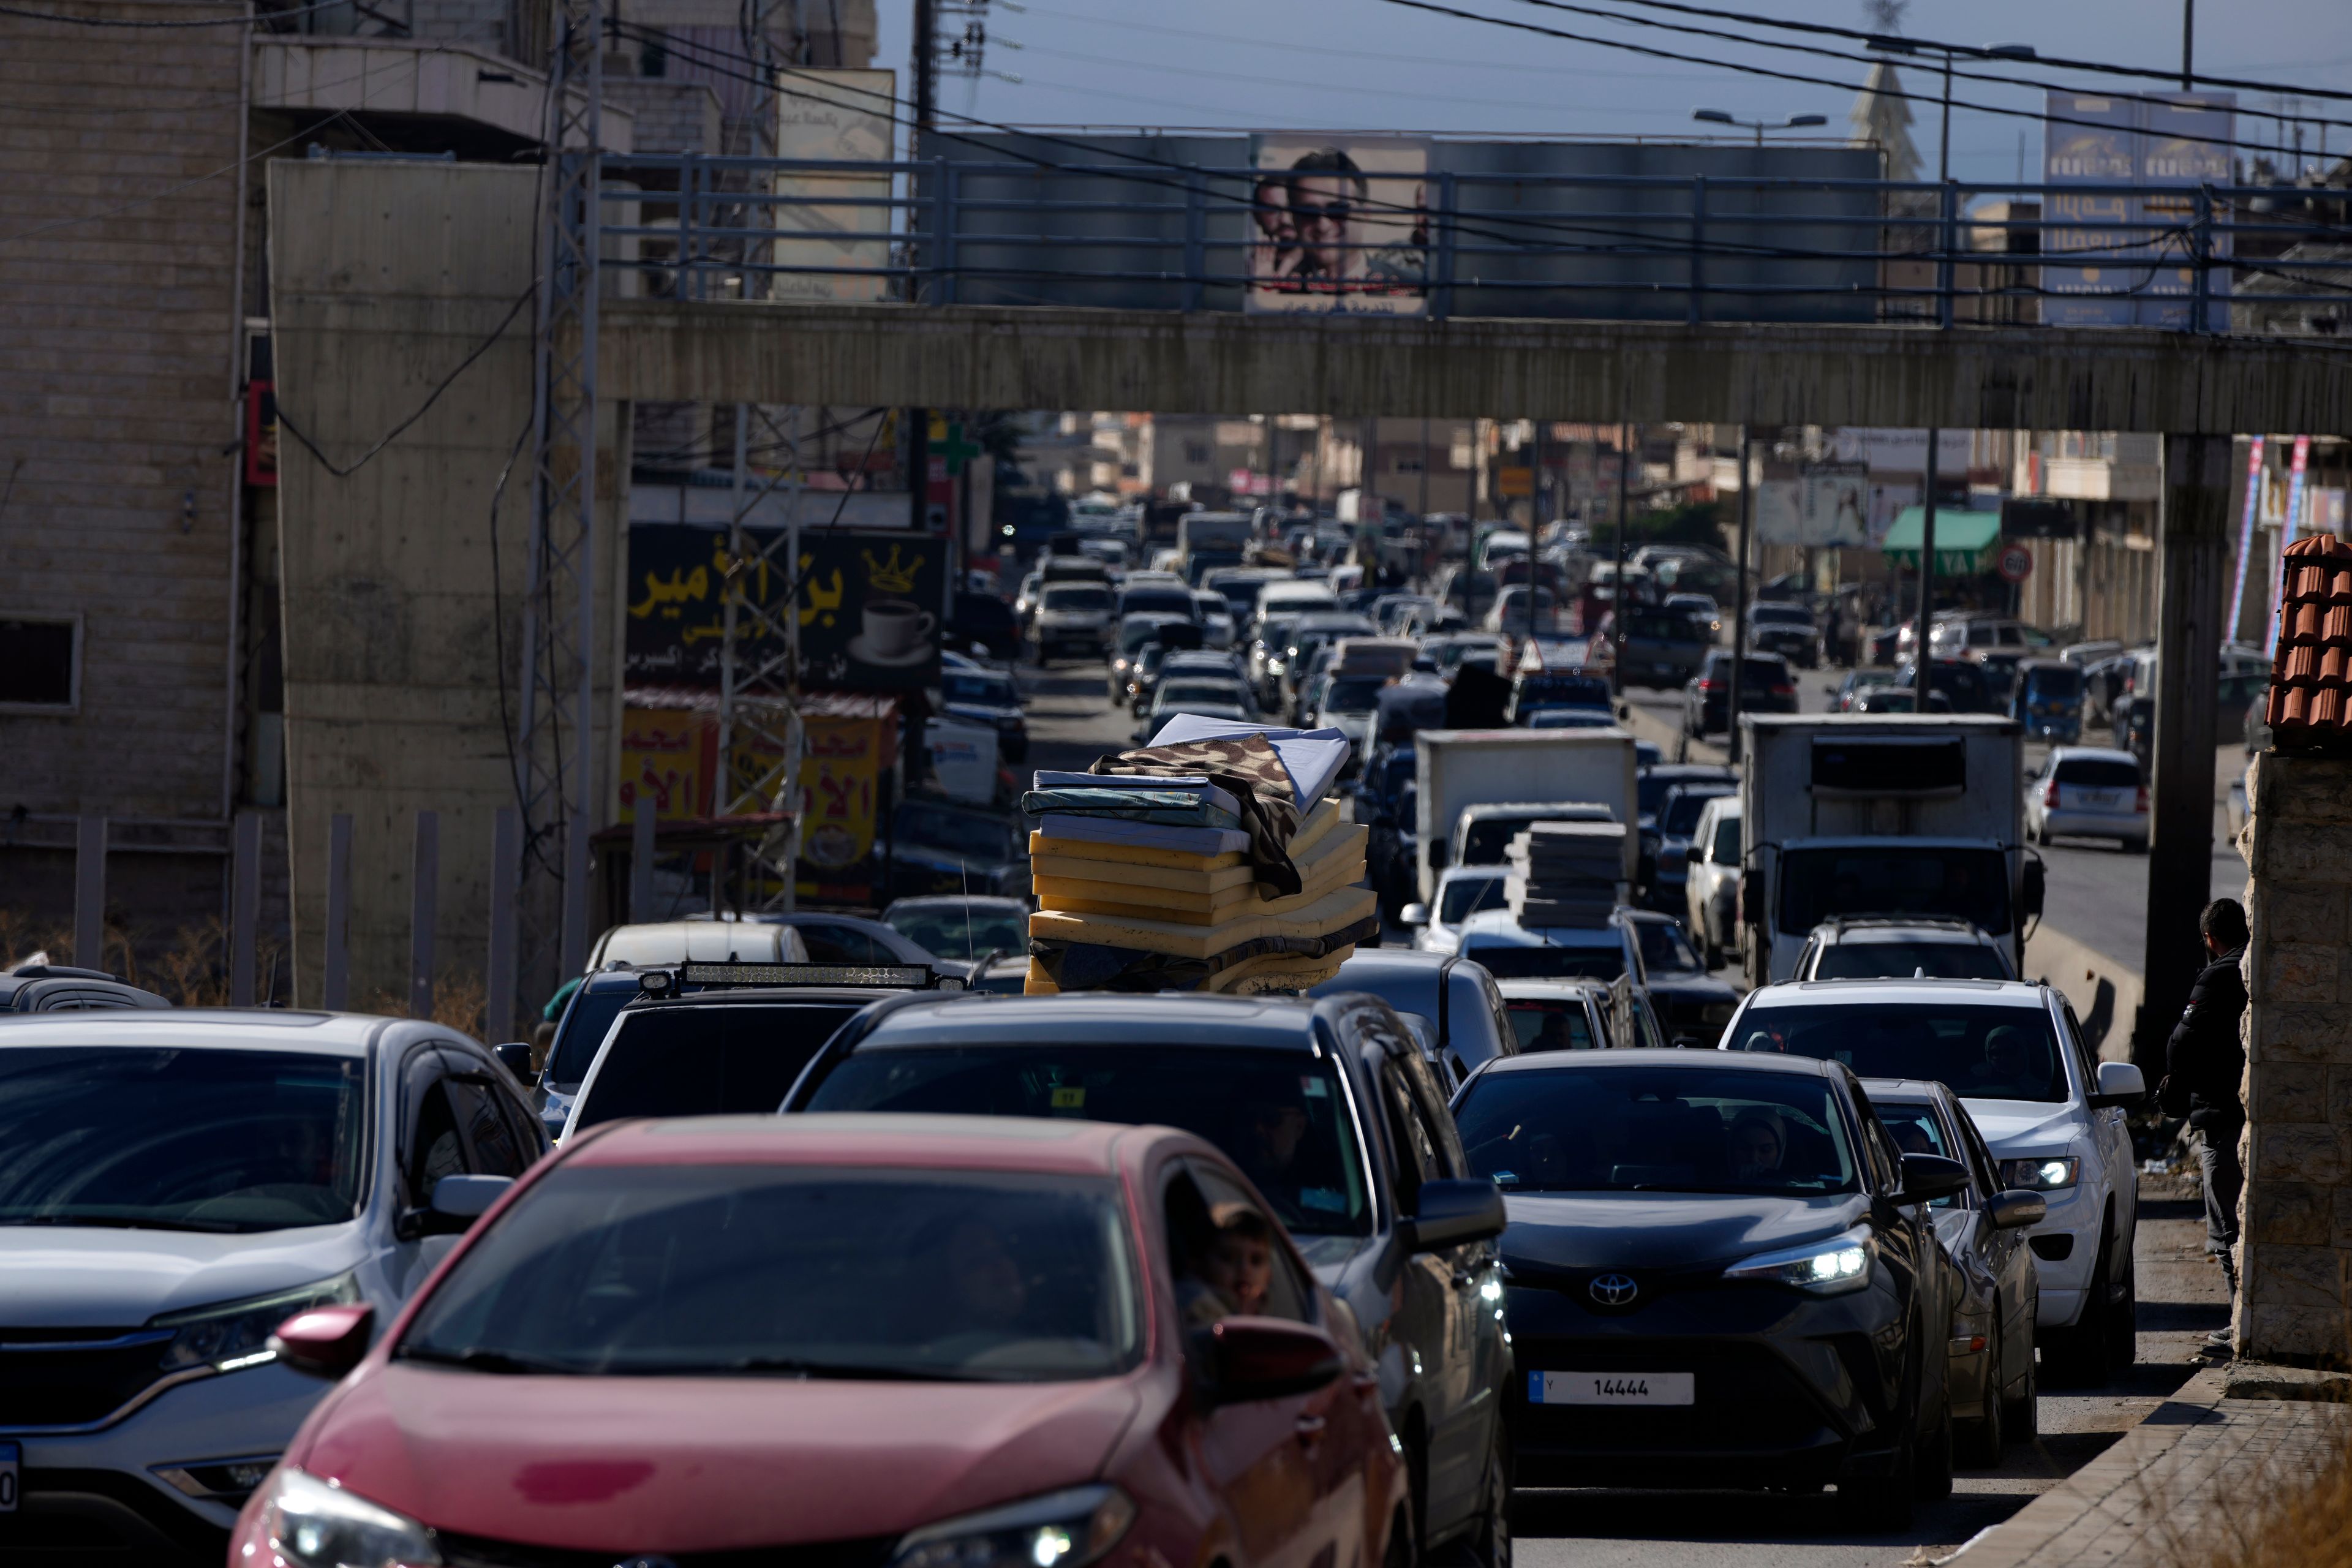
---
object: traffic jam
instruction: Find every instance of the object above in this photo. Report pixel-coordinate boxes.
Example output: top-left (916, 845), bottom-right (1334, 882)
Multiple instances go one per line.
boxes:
top-left (5, 504), bottom-right (2160, 1568)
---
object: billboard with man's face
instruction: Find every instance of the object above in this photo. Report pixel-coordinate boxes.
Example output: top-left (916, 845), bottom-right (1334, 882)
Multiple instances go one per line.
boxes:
top-left (1248, 137), bottom-right (1428, 315)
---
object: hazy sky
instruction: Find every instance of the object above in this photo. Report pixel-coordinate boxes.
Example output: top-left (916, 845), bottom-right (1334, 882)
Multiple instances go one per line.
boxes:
top-left (874, 0), bottom-right (2352, 187)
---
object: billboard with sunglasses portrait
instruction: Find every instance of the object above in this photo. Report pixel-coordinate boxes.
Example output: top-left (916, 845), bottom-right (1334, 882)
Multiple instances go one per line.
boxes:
top-left (1248, 137), bottom-right (1428, 315)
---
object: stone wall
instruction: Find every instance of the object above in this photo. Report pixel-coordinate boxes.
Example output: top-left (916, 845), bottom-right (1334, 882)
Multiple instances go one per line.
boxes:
top-left (2237, 748), bottom-right (2352, 1363)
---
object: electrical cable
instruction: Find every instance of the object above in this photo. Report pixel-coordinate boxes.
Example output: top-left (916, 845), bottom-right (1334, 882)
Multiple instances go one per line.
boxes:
top-left (273, 278), bottom-right (537, 477)
top-left (0, 0), bottom-right (348, 25)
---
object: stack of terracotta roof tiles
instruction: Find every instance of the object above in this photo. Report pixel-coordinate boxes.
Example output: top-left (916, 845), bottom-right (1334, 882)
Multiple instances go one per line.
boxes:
top-left (1019, 723), bottom-right (1376, 996)
top-left (2266, 534), bottom-right (2352, 751)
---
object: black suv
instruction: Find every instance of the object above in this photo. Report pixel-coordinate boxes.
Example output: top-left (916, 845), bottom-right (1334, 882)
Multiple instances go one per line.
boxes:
top-left (783, 991), bottom-right (1514, 1564)
top-left (1683, 650), bottom-right (1796, 737)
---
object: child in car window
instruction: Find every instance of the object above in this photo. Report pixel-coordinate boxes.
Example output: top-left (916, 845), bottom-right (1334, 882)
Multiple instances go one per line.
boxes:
top-left (1182, 1205), bottom-right (1274, 1325)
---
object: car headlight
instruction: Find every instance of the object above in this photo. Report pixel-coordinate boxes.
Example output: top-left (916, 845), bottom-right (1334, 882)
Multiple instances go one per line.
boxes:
top-left (154, 1272), bottom-right (361, 1374)
top-left (890, 1486), bottom-right (1135, 1568)
top-left (1722, 1226), bottom-right (1875, 1295)
top-left (1999, 1156), bottom-right (2079, 1191)
top-left (256, 1467), bottom-right (442, 1568)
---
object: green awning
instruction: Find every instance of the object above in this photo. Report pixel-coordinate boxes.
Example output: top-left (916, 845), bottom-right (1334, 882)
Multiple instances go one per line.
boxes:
top-left (1882, 507), bottom-right (2002, 572)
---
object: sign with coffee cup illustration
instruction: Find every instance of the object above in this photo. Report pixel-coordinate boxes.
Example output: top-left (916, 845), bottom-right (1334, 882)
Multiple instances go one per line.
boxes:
top-left (625, 524), bottom-right (944, 692)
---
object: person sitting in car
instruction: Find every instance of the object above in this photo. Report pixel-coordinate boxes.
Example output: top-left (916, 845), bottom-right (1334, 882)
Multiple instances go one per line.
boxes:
top-left (1969, 1025), bottom-right (2043, 1099)
top-left (1728, 1108), bottom-right (1788, 1182)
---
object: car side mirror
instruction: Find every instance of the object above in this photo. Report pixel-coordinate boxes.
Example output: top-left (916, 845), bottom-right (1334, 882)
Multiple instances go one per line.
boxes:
top-left (492, 1042), bottom-right (537, 1085)
top-left (2090, 1059), bottom-right (2147, 1110)
top-left (397, 1174), bottom-right (514, 1242)
top-left (2021, 858), bottom-right (2046, 920)
top-left (1896, 1153), bottom-right (1972, 1205)
top-left (1199, 1317), bottom-right (1346, 1405)
top-left (1399, 903), bottom-right (1431, 927)
top-left (269, 1303), bottom-right (375, 1381)
top-left (1403, 1177), bottom-right (1507, 1253)
top-left (1984, 1189), bottom-right (2048, 1230)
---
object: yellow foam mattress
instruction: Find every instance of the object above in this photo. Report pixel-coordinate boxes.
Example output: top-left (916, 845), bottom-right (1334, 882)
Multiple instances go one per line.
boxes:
top-left (1036, 826), bottom-right (1368, 925)
top-left (1028, 886), bottom-right (1378, 961)
top-left (1029, 798), bottom-right (1341, 885)
top-left (1202, 946), bottom-right (1355, 995)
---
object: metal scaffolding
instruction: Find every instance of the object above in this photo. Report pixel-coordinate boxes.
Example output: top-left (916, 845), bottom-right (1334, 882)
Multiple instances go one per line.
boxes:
top-left (514, 0), bottom-right (604, 1020)
top-left (715, 402), bottom-right (805, 911)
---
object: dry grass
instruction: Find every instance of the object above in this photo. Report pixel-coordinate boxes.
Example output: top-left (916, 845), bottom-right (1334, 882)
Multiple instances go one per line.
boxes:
top-left (2166, 1406), bottom-right (2352, 1568)
top-left (0, 907), bottom-right (288, 1006)
top-left (360, 972), bottom-right (489, 1036)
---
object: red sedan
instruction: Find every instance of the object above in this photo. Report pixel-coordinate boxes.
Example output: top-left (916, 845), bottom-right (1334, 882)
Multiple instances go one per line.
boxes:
top-left (232, 1114), bottom-right (1408, 1568)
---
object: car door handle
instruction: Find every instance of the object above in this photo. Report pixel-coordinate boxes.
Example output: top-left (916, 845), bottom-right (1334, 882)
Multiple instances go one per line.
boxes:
top-left (1294, 1415), bottom-right (1327, 1441)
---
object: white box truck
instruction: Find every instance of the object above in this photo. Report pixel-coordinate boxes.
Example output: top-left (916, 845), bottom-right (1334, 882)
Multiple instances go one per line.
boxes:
top-left (1414, 728), bottom-right (1639, 902)
top-left (1738, 714), bottom-right (2042, 986)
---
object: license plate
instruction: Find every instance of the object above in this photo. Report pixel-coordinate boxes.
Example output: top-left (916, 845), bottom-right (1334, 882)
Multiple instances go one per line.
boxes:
top-left (1529, 1371), bottom-right (1694, 1406)
top-left (0, 1439), bottom-right (17, 1512)
top-left (2078, 790), bottom-right (2119, 808)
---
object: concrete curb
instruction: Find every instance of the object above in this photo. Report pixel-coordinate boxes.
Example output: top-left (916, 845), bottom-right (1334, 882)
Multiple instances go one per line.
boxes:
top-left (1951, 1366), bottom-right (2231, 1567)
top-left (2022, 923), bottom-right (2146, 1065)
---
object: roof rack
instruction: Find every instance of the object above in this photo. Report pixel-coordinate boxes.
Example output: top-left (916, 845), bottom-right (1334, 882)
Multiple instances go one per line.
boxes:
top-left (639, 963), bottom-right (966, 996)
top-left (1825, 916), bottom-right (1985, 937)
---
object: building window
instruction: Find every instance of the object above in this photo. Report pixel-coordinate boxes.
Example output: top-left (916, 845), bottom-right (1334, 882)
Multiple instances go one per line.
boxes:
top-left (0, 613), bottom-right (79, 712)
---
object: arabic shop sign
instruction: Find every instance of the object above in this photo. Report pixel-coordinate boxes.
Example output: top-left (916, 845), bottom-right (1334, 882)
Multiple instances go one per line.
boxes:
top-left (626, 524), bottom-right (944, 692)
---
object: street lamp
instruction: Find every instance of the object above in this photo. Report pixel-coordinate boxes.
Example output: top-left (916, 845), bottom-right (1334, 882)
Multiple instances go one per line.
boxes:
top-left (1693, 108), bottom-right (1831, 147)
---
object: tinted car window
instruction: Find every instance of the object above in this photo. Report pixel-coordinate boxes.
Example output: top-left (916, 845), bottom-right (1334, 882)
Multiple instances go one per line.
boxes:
top-left (804, 1045), bottom-right (1372, 1237)
top-left (1873, 1101), bottom-right (1958, 1206)
top-left (1813, 941), bottom-right (2009, 981)
top-left (402, 1166), bottom-right (1139, 1381)
top-left (1709, 816), bottom-right (1741, 865)
top-left (0, 1047), bottom-right (368, 1232)
top-left (1454, 1063), bottom-right (1858, 1194)
top-left (1634, 921), bottom-right (1705, 976)
top-left (1732, 1003), bottom-right (2068, 1102)
top-left (1506, 997), bottom-right (1598, 1052)
top-left (445, 1074), bottom-right (531, 1177)
top-left (575, 1003), bottom-right (868, 1131)
top-left (1660, 790), bottom-right (1728, 835)
top-left (886, 906), bottom-right (1027, 962)
top-left (1624, 612), bottom-right (1696, 641)
top-left (797, 924), bottom-right (888, 965)
top-left (2053, 758), bottom-right (2141, 788)
top-left (1042, 586), bottom-right (1112, 612)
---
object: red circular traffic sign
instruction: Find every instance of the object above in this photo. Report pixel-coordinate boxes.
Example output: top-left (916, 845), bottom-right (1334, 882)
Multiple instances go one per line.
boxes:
top-left (1997, 544), bottom-right (2033, 584)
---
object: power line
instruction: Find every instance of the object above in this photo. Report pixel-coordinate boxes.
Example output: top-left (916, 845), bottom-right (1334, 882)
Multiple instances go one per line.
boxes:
top-left (274, 279), bottom-right (537, 477)
top-left (1368, 0), bottom-right (2317, 162)
top-left (0, 0), bottom-right (348, 25)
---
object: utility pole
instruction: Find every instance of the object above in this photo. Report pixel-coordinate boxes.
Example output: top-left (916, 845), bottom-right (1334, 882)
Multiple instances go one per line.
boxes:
top-left (2182, 0), bottom-right (2195, 91)
top-left (908, 0), bottom-right (937, 533)
top-left (1915, 431), bottom-right (1940, 708)
top-left (1729, 428), bottom-right (1754, 764)
top-left (1611, 421), bottom-right (1632, 679)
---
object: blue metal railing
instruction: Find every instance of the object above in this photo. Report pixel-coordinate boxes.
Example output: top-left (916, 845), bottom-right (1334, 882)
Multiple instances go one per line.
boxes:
top-left (592, 154), bottom-right (2352, 333)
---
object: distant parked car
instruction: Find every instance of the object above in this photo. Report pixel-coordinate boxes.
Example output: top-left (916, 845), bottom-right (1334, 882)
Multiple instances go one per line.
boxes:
top-left (2026, 747), bottom-right (2147, 852)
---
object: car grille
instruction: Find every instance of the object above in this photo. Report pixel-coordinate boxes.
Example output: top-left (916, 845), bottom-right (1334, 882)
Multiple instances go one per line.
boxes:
top-left (437, 1530), bottom-right (896, 1568)
top-left (0, 1327), bottom-right (175, 1429)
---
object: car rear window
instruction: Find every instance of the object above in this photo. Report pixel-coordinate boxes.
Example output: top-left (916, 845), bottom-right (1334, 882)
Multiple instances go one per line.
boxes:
top-left (2054, 758), bottom-right (2141, 788)
top-left (1506, 998), bottom-right (1598, 1053)
top-left (574, 1003), bottom-right (868, 1131)
top-left (1461, 941), bottom-right (1626, 982)
top-left (400, 1166), bottom-right (1139, 1382)
top-left (1731, 1003), bottom-right (2068, 1102)
top-left (801, 1044), bottom-right (1371, 1237)
top-left (1813, 942), bottom-right (2010, 981)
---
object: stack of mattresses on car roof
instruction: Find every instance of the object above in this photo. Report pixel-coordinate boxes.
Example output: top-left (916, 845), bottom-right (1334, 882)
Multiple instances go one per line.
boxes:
top-left (1021, 717), bottom-right (1374, 995)
top-left (1504, 820), bottom-right (1629, 928)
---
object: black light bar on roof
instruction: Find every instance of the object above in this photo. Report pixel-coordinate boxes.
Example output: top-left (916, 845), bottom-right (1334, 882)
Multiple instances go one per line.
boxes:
top-left (644, 963), bottom-right (962, 993)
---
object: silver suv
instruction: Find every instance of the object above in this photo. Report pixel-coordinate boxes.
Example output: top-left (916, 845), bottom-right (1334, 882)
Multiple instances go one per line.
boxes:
top-left (1719, 978), bottom-right (2145, 1384)
top-left (1793, 918), bottom-right (2018, 982)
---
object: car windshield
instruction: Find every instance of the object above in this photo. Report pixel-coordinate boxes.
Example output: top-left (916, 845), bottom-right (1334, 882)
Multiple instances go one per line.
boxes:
top-left (1462, 941), bottom-right (1625, 981)
top-left (1120, 590), bottom-right (1194, 617)
top-left (1043, 586), bottom-right (1112, 612)
top-left (1634, 921), bottom-right (1705, 975)
top-left (1323, 677), bottom-right (1386, 714)
top-left (399, 1166), bottom-right (1140, 1382)
top-left (548, 985), bottom-right (637, 1088)
top-left (887, 904), bottom-right (1028, 962)
top-left (1777, 846), bottom-right (2011, 936)
top-left (1660, 790), bottom-right (1728, 836)
top-left (1455, 1064), bottom-right (1858, 1195)
top-left (1506, 997), bottom-right (1599, 1053)
top-left (803, 1046), bottom-right (1372, 1237)
top-left (1733, 1003), bottom-right (2068, 1102)
top-left (575, 1004), bottom-right (870, 1131)
top-left (1156, 681), bottom-right (1246, 711)
top-left (1439, 873), bottom-right (1509, 925)
top-left (0, 1047), bottom-right (366, 1232)
top-left (1813, 941), bottom-right (2009, 981)
top-left (941, 674), bottom-right (1017, 707)
top-left (899, 805), bottom-right (1019, 863)
top-left (2023, 668), bottom-right (2082, 701)
top-left (1751, 606), bottom-right (1811, 625)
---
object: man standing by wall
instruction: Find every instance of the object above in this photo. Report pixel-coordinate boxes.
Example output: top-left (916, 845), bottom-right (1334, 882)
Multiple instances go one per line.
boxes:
top-left (2160, 897), bottom-right (2248, 1356)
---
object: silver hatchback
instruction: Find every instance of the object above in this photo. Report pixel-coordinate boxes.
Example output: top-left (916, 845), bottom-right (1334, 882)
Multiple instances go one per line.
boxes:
top-left (2026, 746), bottom-right (2147, 851)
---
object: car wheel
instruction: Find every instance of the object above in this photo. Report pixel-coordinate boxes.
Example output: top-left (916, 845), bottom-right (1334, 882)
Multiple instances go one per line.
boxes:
top-left (1959, 1326), bottom-right (2003, 1468)
top-left (1917, 1383), bottom-right (1954, 1500)
top-left (1465, 1423), bottom-right (1512, 1568)
top-left (2122, 837), bottom-right (2149, 856)
top-left (2046, 1229), bottom-right (2114, 1387)
top-left (1385, 1502), bottom-right (1418, 1568)
top-left (2003, 1306), bottom-right (2039, 1443)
